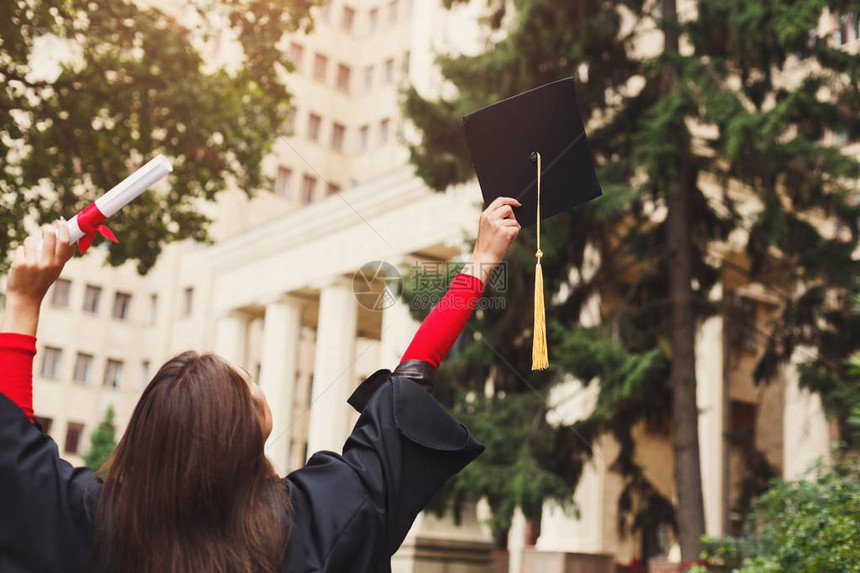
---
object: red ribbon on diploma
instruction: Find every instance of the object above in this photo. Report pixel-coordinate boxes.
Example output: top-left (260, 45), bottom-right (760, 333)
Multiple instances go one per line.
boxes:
top-left (77, 203), bottom-right (119, 253)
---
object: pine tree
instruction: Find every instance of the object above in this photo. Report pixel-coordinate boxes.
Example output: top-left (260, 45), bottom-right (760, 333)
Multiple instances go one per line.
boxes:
top-left (404, 0), bottom-right (860, 560)
top-left (0, 0), bottom-right (314, 274)
top-left (84, 405), bottom-right (117, 473)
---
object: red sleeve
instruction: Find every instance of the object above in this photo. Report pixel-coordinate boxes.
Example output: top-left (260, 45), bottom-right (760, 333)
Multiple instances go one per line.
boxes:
top-left (400, 273), bottom-right (486, 368)
top-left (0, 332), bottom-right (37, 423)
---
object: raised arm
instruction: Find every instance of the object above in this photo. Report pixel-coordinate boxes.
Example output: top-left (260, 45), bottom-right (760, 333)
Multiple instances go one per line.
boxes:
top-left (287, 199), bottom-right (522, 568)
top-left (0, 222), bottom-right (96, 573)
top-left (396, 197), bottom-right (521, 380)
top-left (1, 222), bottom-right (75, 422)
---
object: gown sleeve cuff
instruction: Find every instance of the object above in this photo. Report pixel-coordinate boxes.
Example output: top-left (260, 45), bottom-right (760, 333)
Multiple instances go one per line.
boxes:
top-left (347, 369), bottom-right (391, 413)
top-left (347, 361), bottom-right (438, 413)
top-left (348, 371), bottom-right (484, 455)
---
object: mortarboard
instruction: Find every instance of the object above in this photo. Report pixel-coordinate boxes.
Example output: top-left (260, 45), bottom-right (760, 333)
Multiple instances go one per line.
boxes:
top-left (463, 77), bottom-right (603, 370)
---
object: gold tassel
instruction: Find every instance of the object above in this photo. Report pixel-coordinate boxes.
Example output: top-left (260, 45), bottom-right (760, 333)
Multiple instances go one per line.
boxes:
top-left (532, 151), bottom-right (548, 370)
top-left (532, 250), bottom-right (548, 370)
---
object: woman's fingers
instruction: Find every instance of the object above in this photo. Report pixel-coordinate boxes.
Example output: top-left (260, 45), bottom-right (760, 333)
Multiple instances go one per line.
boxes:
top-left (492, 205), bottom-right (516, 221)
top-left (40, 225), bottom-right (57, 262)
top-left (12, 245), bottom-right (26, 266)
top-left (486, 196), bottom-right (522, 212)
top-left (54, 221), bottom-right (75, 262)
top-left (22, 236), bottom-right (38, 262)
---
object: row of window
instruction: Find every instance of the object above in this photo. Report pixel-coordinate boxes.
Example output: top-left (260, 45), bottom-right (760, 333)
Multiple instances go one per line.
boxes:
top-left (289, 43), bottom-right (409, 94)
top-left (40, 346), bottom-right (152, 390)
top-left (287, 109), bottom-right (395, 153)
top-left (35, 417), bottom-right (86, 456)
top-left (274, 167), bottom-right (341, 203)
top-left (49, 279), bottom-right (195, 321)
top-left (321, 0), bottom-right (405, 35)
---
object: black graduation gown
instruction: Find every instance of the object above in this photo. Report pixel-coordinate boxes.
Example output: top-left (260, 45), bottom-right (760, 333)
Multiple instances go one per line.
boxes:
top-left (0, 369), bottom-right (484, 573)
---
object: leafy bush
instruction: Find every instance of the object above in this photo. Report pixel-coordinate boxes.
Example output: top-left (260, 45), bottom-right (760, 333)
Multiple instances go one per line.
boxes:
top-left (692, 454), bottom-right (860, 573)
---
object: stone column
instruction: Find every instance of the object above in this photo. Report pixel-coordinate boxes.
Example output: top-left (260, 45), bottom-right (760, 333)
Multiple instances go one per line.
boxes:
top-left (308, 279), bottom-right (358, 456)
top-left (696, 315), bottom-right (725, 536)
top-left (379, 296), bottom-right (420, 369)
top-left (783, 346), bottom-right (830, 479)
top-left (259, 297), bottom-right (303, 476)
top-left (215, 312), bottom-right (250, 368)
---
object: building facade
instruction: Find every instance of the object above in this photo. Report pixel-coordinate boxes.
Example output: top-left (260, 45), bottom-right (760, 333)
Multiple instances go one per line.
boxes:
top-left (2, 1), bottom-right (856, 572)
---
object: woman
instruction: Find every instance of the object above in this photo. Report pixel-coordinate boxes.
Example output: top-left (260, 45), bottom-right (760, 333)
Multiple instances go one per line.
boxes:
top-left (0, 197), bottom-right (521, 573)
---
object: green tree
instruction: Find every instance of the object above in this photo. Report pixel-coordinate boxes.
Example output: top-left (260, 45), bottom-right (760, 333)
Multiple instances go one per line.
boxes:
top-left (404, 0), bottom-right (860, 560)
top-left (1, 0), bottom-right (314, 274)
top-left (84, 405), bottom-right (117, 472)
top-left (693, 454), bottom-right (860, 573)
top-left (832, 295), bottom-right (860, 450)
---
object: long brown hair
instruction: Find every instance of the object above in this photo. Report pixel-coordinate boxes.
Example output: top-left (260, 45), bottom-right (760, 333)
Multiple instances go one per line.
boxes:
top-left (89, 351), bottom-right (290, 573)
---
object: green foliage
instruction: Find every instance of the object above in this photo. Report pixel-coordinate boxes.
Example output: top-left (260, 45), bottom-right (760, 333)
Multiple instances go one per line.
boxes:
top-left (696, 455), bottom-right (860, 573)
top-left (84, 405), bottom-right (117, 473)
top-left (403, 0), bottom-right (860, 557)
top-left (437, 389), bottom-right (583, 534)
top-left (837, 292), bottom-right (860, 446)
top-left (1, 0), bottom-right (314, 274)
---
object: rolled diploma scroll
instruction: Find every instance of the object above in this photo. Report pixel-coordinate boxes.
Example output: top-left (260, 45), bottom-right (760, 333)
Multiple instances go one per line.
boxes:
top-left (67, 154), bottom-right (173, 244)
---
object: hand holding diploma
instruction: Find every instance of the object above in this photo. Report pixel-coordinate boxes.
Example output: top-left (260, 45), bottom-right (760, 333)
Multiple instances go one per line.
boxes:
top-left (68, 154), bottom-right (173, 253)
top-left (3, 222), bottom-right (76, 336)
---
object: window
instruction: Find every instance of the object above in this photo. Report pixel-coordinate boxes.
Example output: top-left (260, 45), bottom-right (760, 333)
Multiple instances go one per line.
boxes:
top-left (35, 416), bottom-right (53, 435)
top-left (275, 165), bottom-right (293, 197)
top-left (336, 63), bottom-right (351, 92)
top-left (104, 359), bottom-right (123, 389)
top-left (83, 284), bottom-right (102, 314)
top-left (148, 294), bottom-right (158, 324)
top-left (359, 125), bottom-right (370, 152)
top-left (41, 346), bottom-right (62, 379)
top-left (331, 123), bottom-right (346, 152)
top-left (402, 50), bottom-right (411, 76)
top-left (320, 0), bottom-right (332, 21)
top-left (730, 400), bottom-right (756, 449)
top-left (141, 360), bottom-right (151, 389)
top-left (308, 113), bottom-right (322, 142)
top-left (182, 287), bottom-right (194, 317)
top-left (289, 42), bottom-right (304, 71)
top-left (388, 0), bottom-right (398, 24)
top-left (833, 12), bottom-right (859, 47)
top-left (379, 118), bottom-right (390, 145)
top-left (313, 53), bottom-right (328, 82)
top-left (287, 107), bottom-right (299, 133)
top-left (113, 291), bottom-right (132, 320)
top-left (363, 65), bottom-right (374, 93)
top-left (327, 183), bottom-right (341, 196)
top-left (341, 5), bottom-right (355, 31)
top-left (368, 8), bottom-right (379, 33)
top-left (73, 352), bottom-right (94, 384)
top-left (64, 422), bottom-right (84, 454)
top-left (51, 278), bottom-right (71, 307)
top-left (384, 58), bottom-right (395, 83)
top-left (301, 175), bottom-right (317, 204)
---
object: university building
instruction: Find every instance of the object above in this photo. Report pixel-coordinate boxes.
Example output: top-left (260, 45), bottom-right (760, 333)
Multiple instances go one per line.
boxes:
top-left (3, 1), bottom-right (857, 572)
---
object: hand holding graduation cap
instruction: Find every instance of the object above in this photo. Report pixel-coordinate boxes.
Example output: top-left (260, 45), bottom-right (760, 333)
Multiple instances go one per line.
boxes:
top-left (462, 197), bottom-right (521, 284)
top-left (463, 77), bottom-right (603, 369)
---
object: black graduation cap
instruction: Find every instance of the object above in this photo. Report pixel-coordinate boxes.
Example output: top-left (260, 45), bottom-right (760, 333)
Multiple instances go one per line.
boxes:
top-left (463, 77), bottom-right (603, 371)
top-left (462, 77), bottom-right (602, 228)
